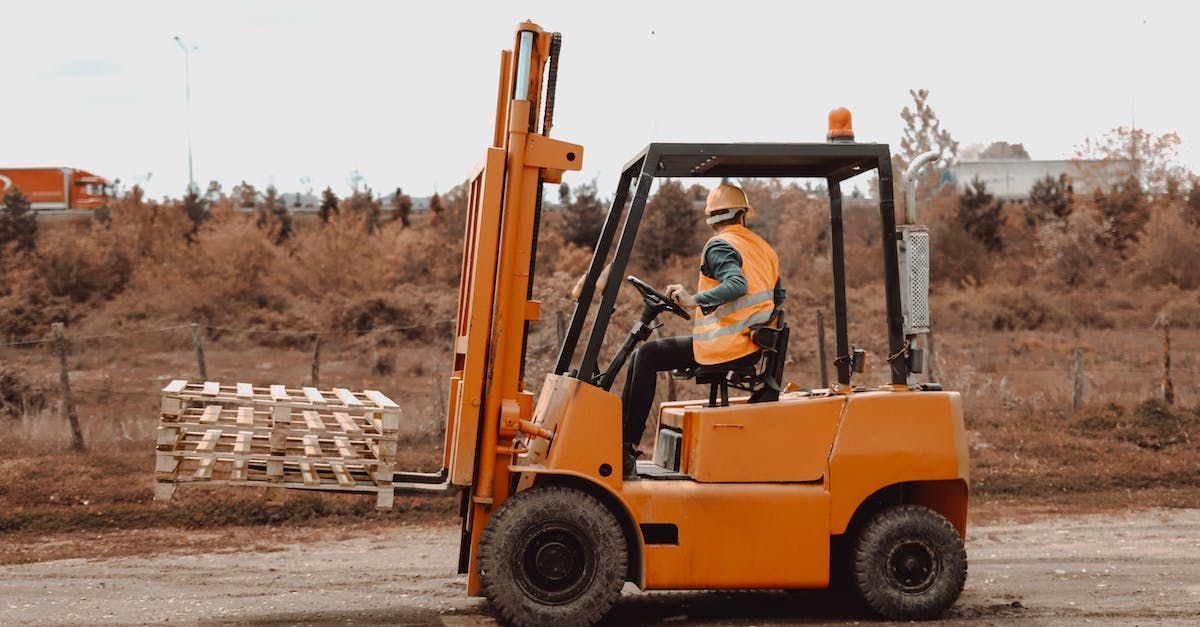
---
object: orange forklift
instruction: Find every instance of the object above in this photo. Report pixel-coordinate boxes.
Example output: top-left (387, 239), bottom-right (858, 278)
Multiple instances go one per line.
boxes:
top-left (430, 21), bottom-right (969, 626)
top-left (156, 20), bottom-right (968, 626)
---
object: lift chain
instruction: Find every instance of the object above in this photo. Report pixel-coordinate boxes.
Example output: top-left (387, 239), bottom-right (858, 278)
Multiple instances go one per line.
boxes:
top-left (542, 32), bottom-right (562, 136)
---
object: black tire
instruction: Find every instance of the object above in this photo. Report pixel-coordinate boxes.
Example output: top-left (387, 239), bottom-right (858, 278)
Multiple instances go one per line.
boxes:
top-left (851, 504), bottom-right (967, 620)
top-left (478, 487), bottom-right (627, 627)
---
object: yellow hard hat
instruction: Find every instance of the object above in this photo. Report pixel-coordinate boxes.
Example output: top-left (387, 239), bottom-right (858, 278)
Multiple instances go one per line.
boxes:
top-left (704, 183), bottom-right (754, 224)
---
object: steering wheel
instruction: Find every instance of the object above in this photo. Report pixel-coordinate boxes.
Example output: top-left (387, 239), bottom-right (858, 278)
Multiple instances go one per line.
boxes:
top-left (626, 276), bottom-right (691, 320)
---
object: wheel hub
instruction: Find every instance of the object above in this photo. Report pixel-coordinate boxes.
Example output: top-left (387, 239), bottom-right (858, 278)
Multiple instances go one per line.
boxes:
top-left (534, 542), bottom-right (576, 580)
top-left (515, 521), bottom-right (596, 604)
top-left (886, 540), bottom-right (939, 594)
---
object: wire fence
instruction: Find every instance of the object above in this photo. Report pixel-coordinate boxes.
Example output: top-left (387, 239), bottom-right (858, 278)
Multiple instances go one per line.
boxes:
top-left (1, 320), bottom-right (457, 348)
top-left (1, 313), bottom-right (1195, 453)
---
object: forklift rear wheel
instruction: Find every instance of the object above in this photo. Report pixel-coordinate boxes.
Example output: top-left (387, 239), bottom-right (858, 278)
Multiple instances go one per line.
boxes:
top-left (851, 504), bottom-right (966, 620)
top-left (479, 486), bottom-right (627, 627)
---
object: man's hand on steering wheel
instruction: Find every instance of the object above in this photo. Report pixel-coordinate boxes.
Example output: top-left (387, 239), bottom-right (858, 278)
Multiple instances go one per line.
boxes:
top-left (665, 284), bottom-right (697, 309)
top-left (626, 276), bottom-right (691, 320)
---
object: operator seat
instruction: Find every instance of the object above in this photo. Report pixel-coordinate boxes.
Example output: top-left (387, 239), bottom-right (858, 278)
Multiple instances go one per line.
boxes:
top-left (691, 309), bottom-right (789, 407)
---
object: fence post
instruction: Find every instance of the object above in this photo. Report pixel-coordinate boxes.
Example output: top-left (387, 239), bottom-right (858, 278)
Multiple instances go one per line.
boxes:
top-left (1072, 347), bottom-right (1084, 411)
top-left (52, 323), bottom-right (85, 452)
top-left (556, 310), bottom-right (566, 350)
top-left (310, 335), bottom-right (322, 388)
top-left (191, 323), bottom-right (208, 381)
top-left (1162, 319), bottom-right (1175, 405)
top-left (816, 310), bottom-right (829, 389)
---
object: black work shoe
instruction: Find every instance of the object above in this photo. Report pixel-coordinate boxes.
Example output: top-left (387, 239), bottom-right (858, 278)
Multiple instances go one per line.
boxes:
top-left (622, 444), bottom-right (641, 481)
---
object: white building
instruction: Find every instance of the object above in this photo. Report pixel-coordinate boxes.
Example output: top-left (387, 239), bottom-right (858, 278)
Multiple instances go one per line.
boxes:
top-left (947, 160), bottom-right (1135, 201)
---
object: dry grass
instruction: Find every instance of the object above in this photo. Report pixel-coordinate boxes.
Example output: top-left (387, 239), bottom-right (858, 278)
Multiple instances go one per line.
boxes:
top-left (1, 322), bottom-right (1194, 537)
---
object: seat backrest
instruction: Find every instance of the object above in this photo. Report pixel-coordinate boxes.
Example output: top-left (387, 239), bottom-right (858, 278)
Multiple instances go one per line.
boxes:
top-left (750, 308), bottom-right (786, 353)
top-left (749, 309), bottom-right (788, 403)
top-left (692, 309), bottom-right (788, 404)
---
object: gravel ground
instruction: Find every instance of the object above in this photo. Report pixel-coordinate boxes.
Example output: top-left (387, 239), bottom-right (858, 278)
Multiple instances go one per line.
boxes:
top-left (2, 509), bottom-right (1199, 625)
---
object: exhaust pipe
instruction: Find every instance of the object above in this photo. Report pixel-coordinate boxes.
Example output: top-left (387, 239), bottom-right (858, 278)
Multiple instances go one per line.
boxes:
top-left (902, 150), bottom-right (938, 224)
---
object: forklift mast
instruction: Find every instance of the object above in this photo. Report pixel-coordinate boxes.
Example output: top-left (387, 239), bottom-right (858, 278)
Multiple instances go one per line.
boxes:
top-left (441, 20), bottom-right (582, 555)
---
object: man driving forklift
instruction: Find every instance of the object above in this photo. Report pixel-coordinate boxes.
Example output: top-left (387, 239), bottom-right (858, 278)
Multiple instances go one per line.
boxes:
top-left (621, 183), bottom-right (784, 479)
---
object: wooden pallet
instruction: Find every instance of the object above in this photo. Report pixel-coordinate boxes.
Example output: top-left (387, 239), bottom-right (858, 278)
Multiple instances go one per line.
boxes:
top-left (154, 380), bottom-right (401, 510)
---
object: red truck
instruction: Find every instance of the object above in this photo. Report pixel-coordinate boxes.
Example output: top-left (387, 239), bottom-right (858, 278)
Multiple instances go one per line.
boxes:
top-left (0, 167), bottom-right (113, 210)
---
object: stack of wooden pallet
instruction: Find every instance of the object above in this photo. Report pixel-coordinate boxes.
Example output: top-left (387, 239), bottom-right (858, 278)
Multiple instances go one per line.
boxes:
top-left (154, 380), bottom-right (402, 510)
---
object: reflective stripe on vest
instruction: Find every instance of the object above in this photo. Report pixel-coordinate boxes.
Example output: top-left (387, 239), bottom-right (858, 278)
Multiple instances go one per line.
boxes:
top-left (693, 305), bottom-right (774, 342)
top-left (692, 224), bottom-right (779, 365)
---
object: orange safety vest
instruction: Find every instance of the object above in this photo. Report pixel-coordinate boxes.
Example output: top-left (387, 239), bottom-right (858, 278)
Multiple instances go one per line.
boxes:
top-left (692, 224), bottom-right (780, 365)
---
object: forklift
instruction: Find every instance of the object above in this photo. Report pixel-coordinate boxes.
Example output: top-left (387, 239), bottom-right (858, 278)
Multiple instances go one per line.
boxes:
top-left (156, 20), bottom-right (969, 626)
top-left (436, 21), bottom-right (969, 626)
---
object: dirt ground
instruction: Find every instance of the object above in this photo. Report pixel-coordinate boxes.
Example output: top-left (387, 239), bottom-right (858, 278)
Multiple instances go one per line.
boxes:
top-left (2, 508), bottom-right (1199, 626)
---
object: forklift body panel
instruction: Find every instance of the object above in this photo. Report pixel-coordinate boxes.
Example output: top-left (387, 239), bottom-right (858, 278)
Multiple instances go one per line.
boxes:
top-left (510, 373), bottom-right (968, 591)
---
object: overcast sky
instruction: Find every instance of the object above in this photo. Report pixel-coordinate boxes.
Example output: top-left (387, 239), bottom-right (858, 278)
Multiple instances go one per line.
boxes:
top-left (1, 1), bottom-right (1195, 199)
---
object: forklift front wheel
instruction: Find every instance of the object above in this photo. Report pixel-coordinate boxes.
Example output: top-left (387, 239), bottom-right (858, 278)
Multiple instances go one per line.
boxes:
top-left (479, 486), bottom-right (627, 627)
top-left (851, 504), bottom-right (967, 620)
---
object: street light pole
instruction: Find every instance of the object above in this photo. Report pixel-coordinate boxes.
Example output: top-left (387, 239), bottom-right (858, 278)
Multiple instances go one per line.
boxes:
top-left (173, 36), bottom-right (198, 193)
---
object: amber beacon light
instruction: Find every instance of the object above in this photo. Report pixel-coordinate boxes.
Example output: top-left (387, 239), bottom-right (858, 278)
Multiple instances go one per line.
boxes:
top-left (827, 106), bottom-right (855, 142)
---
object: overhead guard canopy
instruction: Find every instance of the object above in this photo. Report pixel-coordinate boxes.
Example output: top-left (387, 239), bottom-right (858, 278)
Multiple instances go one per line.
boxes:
top-left (623, 142), bottom-right (888, 182)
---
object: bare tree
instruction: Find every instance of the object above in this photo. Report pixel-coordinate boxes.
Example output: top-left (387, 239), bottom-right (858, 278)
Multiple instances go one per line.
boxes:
top-left (898, 88), bottom-right (959, 171)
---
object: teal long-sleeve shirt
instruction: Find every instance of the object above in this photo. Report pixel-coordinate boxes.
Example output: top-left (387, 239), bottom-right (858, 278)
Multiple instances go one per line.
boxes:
top-left (694, 240), bottom-right (785, 314)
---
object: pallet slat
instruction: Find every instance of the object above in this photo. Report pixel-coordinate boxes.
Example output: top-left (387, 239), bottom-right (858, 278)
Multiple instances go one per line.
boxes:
top-left (299, 462), bottom-right (320, 486)
top-left (333, 388), bottom-right (363, 407)
top-left (334, 436), bottom-right (358, 459)
top-left (302, 387), bottom-right (326, 405)
top-left (231, 459), bottom-right (247, 481)
top-left (302, 410), bottom-right (325, 432)
top-left (237, 406), bottom-right (255, 426)
top-left (236, 382), bottom-right (254, 399)
top-left (363, 389), bottom-right (399, 409)
top-left (331, 463), bottom-right (355, 487)
top-left (200, 405), bottom-right (222, 424)
top-left (332, 411), bottom-right (361, 434)
top-left (270, 384), bottom-right (290, 402)
top-left (163, 379), bottom-right (188, 394)
top-left (196, 429), bottom-right (222, 453)
top-left (194, 457), bottom-right (216, 479)
top-left (202, 381), bottom-right (220, 396)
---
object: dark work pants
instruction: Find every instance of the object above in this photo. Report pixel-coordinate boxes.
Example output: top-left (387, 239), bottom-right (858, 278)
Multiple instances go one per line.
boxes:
top-left (620, 336), bottom-right (759, 445)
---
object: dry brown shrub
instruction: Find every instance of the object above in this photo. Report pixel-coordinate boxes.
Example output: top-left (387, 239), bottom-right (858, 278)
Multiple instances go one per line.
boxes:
top-left (101, 187), bottom-right (194, 262)
top-left (105, 215), bottom-right (287, 326)
top-left (0, 362), bottom-right (48, 418)
top-left (1157, 291), bottom-right (1200, 329)
top-left (935, 284), bottom-right (1072, 331)
top-left (1072, 400), bottom-right (1200, 450)
top-left (931, 221), bottom-right (989, 285)
top-left (1036, 206), bottom-right (1110, 287)
top-left (282, 210), bottom-right (396, 300)
top-left (1131, 206), bottom-right (1200, 289)
top-left (333, 289), bottom-right (457, 343)
top-left (35, 228), bottom-right (133, 303)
